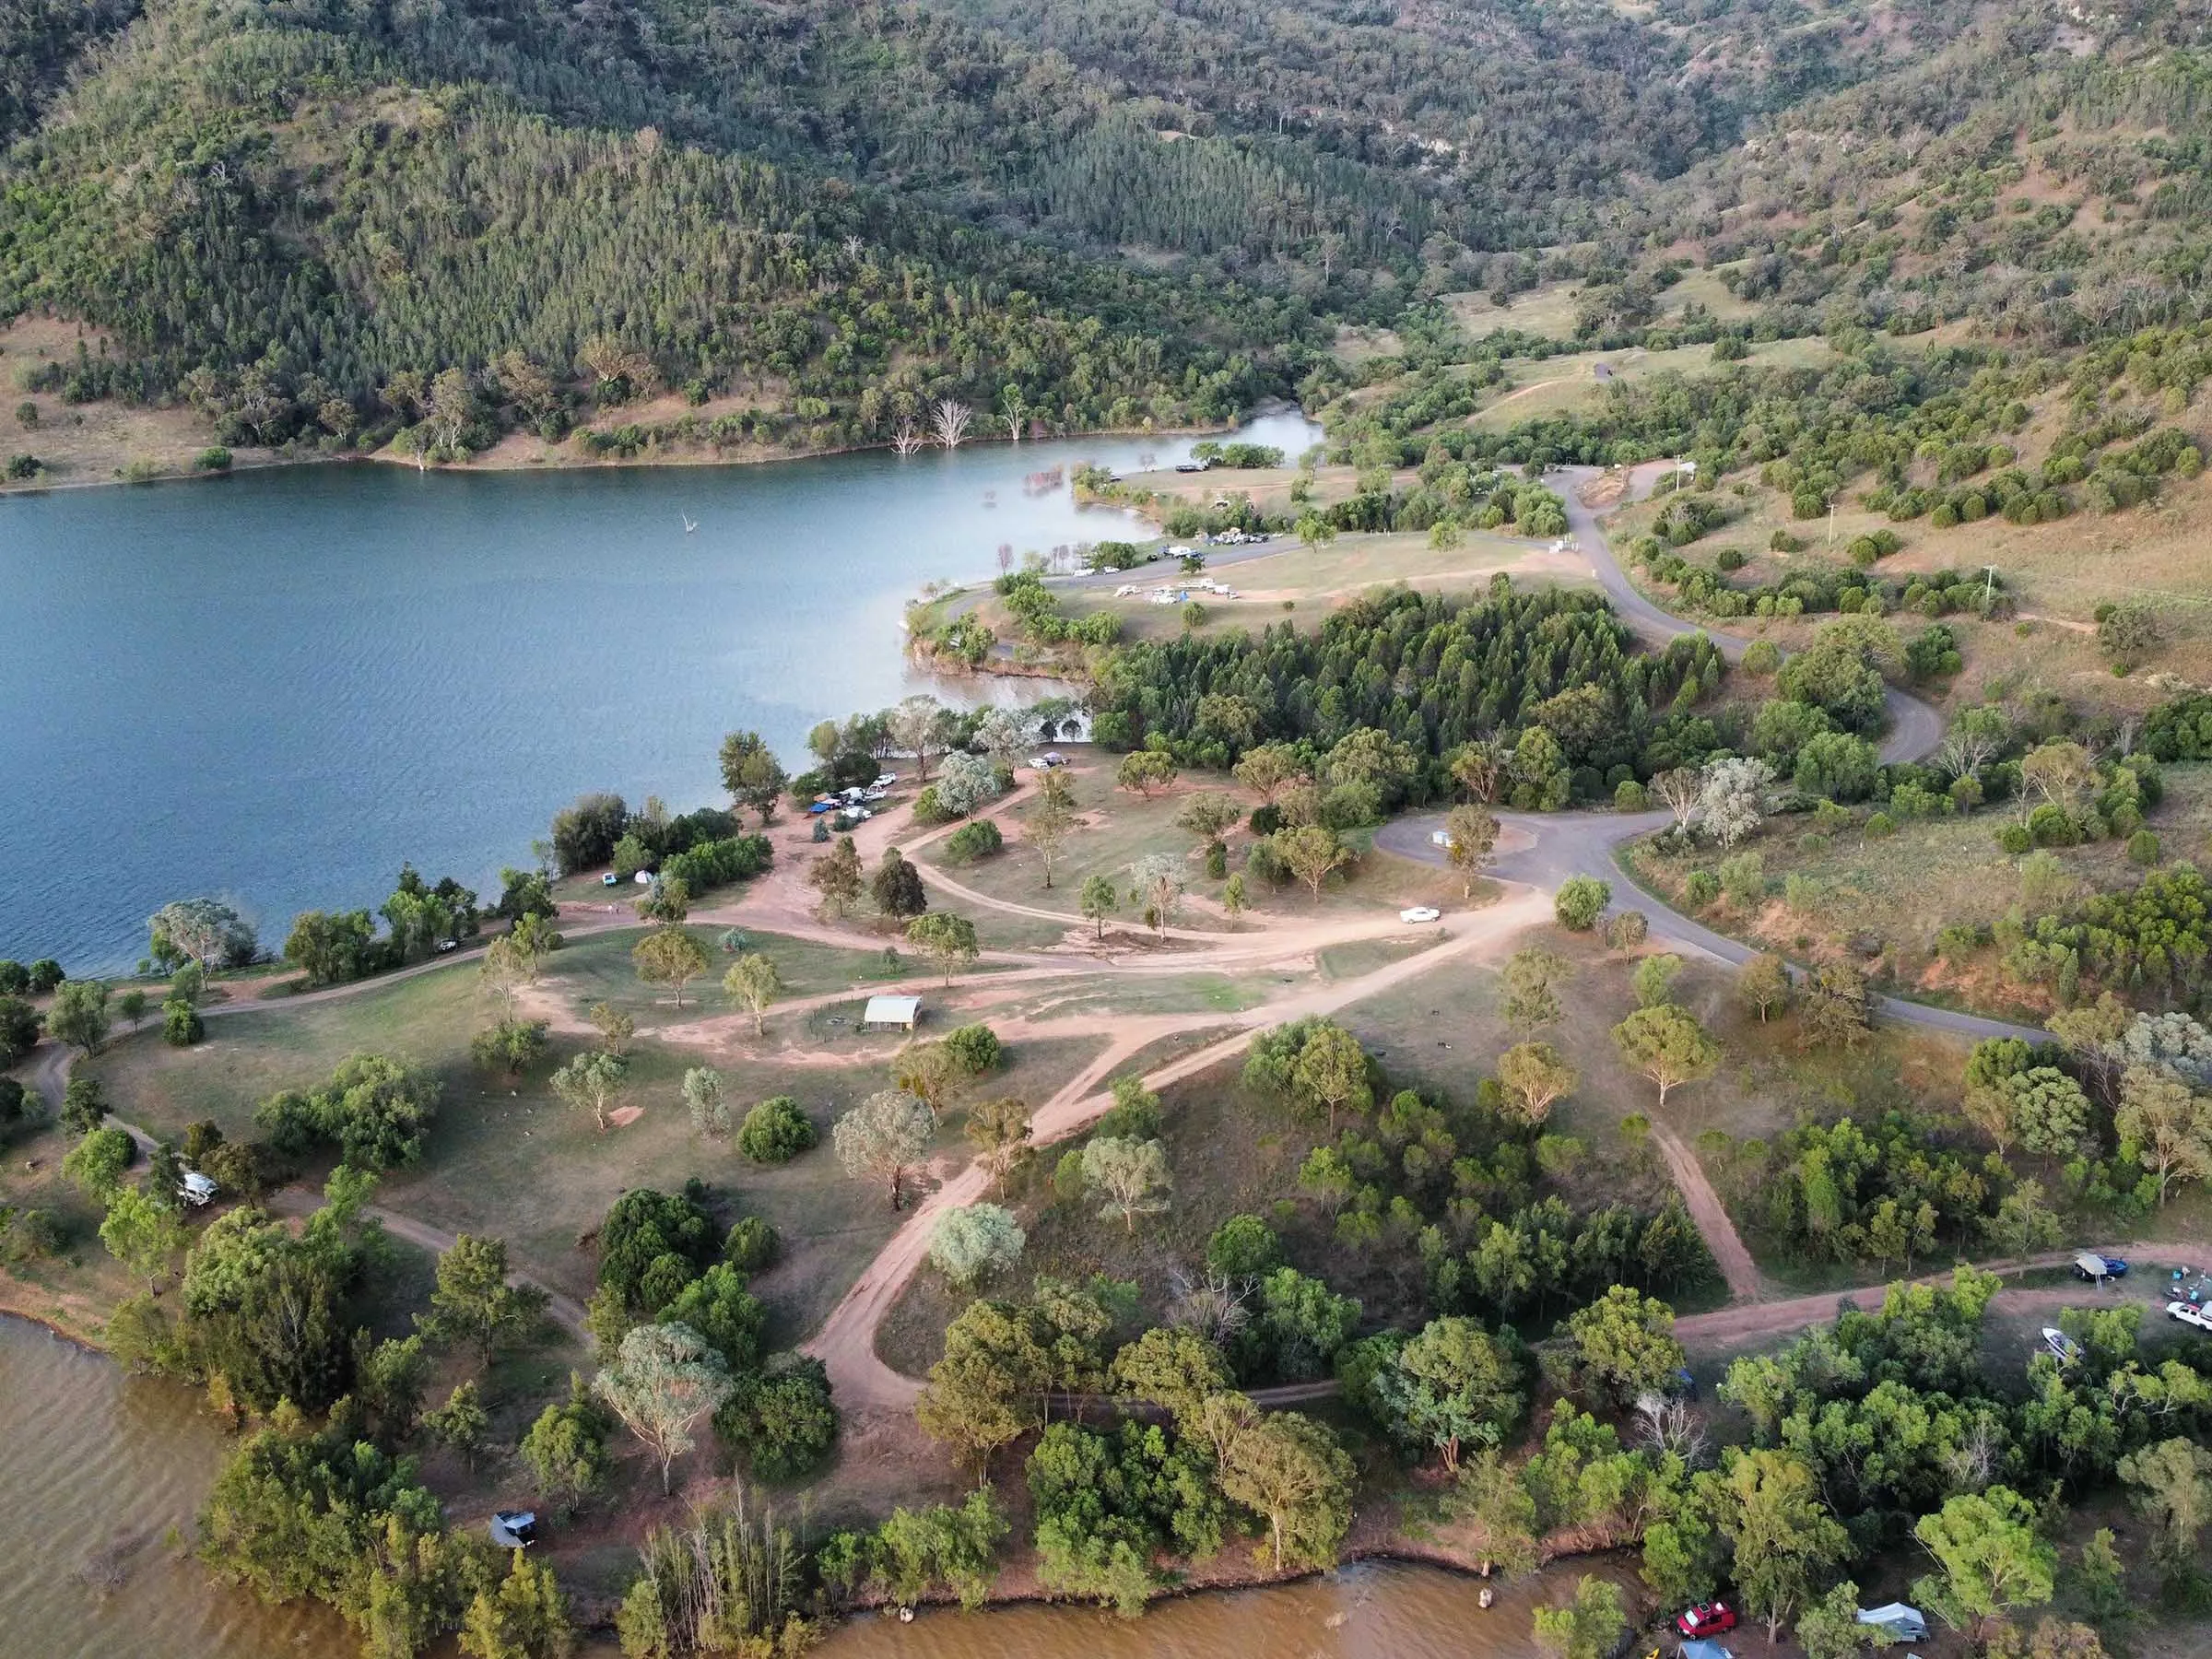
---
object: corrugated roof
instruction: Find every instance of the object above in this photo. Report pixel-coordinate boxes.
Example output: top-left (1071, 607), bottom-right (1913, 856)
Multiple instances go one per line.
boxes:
top-left (862, 994), bottom-right (922, 1023)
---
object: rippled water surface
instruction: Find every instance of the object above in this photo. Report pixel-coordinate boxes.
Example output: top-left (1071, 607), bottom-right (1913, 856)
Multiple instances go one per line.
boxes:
top-left (0, 1315), bottom-right (344, 1658)
top-left (0, 415), bottom-right (1316, 970)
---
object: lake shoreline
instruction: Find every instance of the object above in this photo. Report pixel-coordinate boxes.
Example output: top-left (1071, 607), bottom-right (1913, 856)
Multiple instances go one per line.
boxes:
top-left (0, 405), bottom-right (1296, 500)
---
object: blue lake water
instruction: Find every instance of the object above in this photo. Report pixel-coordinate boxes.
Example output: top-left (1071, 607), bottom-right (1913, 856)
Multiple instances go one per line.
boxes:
top-left (0, 413), bottom-right (1319, 971)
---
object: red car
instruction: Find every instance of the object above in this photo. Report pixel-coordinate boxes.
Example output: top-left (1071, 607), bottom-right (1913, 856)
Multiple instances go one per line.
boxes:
top-left (1677, 1602), bottom-right (1738, 1639)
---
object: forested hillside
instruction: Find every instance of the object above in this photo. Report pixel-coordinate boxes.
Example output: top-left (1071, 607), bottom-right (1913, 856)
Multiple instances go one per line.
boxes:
top-left (0, 0), bottom-right (1989, 462)
top-left (4, 0), bottom-right (2208, 465)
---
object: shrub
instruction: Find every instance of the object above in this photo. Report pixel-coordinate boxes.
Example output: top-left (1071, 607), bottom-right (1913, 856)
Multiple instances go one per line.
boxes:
top-left (1864, 811), bottom-right (1896, 838)
top-left (941, 1024), bottom-right (1004, 1077)
top-left (724, 1216), bottom-right (780, 1273)
top-left (1554, 876), bottom-right (1610, 931)
top-left (942, 819), bottom-right (1004, 864)
top-left (163, 997), bottom-right (205, 1046)
top-left (1997, 822), bottom-right (2032, 854)
top-left (1684, 870), bottom-right (1720, 908)
top-left (1614, 780), bottom-right (1648, 811)
top-left (2127, 830), bottom-right (2162, 865)
top-left (737, 1097), bottom-right (816, 1165)
top-left (194, 447), bottom-right (232, 471)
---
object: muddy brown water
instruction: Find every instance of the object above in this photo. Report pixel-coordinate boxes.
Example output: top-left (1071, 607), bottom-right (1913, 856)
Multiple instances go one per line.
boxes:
top-left (0, 1314), bottom-right (345, 1658)
top-left (816, 1558), bottom-right (1641, 1659)
top-left (6, 1312), bottom-right (1617, 1656)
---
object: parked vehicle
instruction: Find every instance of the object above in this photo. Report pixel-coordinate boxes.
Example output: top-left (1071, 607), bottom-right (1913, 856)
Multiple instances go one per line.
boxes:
top-left (873, 773), bottom-right (899, 788)
top-left (1430, 829), bottom-right (1452, 847)
top-left (2074, 1252), bottom-right (2129, 1281)
top-left (178, 1171), bottom-right (218, 1207)
top-left (1854, 1603), bottom-right (1928, 1643)
top-left (2168, 1300), bottom-right (2212, 1333)
top-left (1399, 907), bottom-right (1441, 924)
top-left (1677, 1602), bottom-right (1737, 1639)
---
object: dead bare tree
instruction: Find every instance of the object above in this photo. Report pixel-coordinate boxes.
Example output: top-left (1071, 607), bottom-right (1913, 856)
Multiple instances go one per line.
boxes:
top-left (890, 421), bottom-right (924, 457)
top-left (931, 398), bottom-right (972, 450)
top-left (1633, 1392), bottom-right (1711, 1467)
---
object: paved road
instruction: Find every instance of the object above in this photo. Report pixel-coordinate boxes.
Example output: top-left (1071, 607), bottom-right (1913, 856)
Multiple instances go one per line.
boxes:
top-left (1373, 465), bottom-right (2044, 1046)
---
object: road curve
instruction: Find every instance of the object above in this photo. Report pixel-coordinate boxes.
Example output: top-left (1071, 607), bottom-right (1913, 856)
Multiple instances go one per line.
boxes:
top-left (1375, 465), bottom-right (2045, 1046)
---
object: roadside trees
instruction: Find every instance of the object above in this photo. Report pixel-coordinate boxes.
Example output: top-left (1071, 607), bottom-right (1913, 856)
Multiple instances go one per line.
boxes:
top-left (723, 952), bottom-right (783, 1034)
top-left (1798, 962), bottom-right (1873, 1049)
top-left (1371, 1317), bottom-right (1522, 1471)
top-left (1561, 1287), bottom-right (1685, 1408)
top-left (2115, 1064), bottom-right (2212, 1206)
top-left (930, 1204), bottom-right (1026, 1287)
top-left (808, 835), bottom-right (865, 915)
top-left (1079, 875), bottom-right (1119, 938)
top-left (1126, 853), bottom-right (1188, 935)
top-left (717, 730), bottom-right (787, 823)
top-left (1442, 805), bottom-right (1499, 898)
top-left (633, 927), bottom-right (710, 1007)
top-left (906, 912), bottom-right (981, 983)
top-left (1738, 953), bottom-right (1791, 1021)
top-left (594, 1321), bottom-right (735, 1495)
top-left (47, 978), bottom-right (112, 1054)
top-left (420, 1234), bottom-right (548, 1370)
top-left (1612, 1005), bottom-right (1720, 1110)
top-left (871, 848), bottom-right (928, 920)
top-left (1272, 825), bottom-right (1352, 902)
top-left (0, 994), bottom-right (38, 1065)
top-left (916, 1299), bottom-right (1051, 1475)
top-left (965, 1097), bottom-right (1032, 1193)
top-left (834, 1090), bottom-right (936, 1206)
top-left (1554, 876), bottom-right (1609, 931)
top-left (1292, 1022), bottom-right (1373, 1132)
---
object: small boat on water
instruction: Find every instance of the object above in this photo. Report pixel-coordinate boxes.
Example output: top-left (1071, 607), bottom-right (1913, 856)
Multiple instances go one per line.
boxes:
top-left (681, 514), bottom-right (698, 533)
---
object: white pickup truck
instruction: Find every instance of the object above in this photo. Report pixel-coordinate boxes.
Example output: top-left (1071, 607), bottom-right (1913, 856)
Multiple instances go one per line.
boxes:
top-left (2168, 1300), bottom-right (2212, 1333)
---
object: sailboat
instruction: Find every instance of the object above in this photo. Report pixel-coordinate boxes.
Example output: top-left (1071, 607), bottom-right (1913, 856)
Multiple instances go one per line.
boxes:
top-left (681, 514), bottom-right (698, 534)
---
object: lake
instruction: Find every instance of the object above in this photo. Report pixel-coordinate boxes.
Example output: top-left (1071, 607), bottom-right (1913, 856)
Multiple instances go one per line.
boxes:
top-left (0, 413), bottom-right (1318, 972)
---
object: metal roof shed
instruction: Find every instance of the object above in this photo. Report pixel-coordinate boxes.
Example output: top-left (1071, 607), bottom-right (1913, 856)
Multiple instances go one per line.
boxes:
top-left (861, 994), bottom-right (922, 1032)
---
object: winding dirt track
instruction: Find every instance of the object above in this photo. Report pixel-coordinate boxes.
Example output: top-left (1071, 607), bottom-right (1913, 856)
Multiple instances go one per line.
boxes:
top-left (21, 455), bottom-right (2051, 1416)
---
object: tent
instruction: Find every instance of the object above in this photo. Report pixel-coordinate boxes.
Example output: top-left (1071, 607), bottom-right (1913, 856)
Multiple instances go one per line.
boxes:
top-left (2076, 1251), bottom-right (2112, 1279)
top-left (1679, 1641), bottom-right (1735, 1659)
top-left (1856, 1603), bottom-right (1929, 1642)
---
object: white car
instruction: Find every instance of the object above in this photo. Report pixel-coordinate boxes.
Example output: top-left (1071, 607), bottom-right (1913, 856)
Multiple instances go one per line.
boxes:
top-left (2168, 1300), bottom-right (2212, 1333)
top-left (1400, 907), bottom-right (1441, 924)
top-left (873, 773), bottom-right (898, 788)
top-left (1430, 829), bottom-right (1452, 847)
